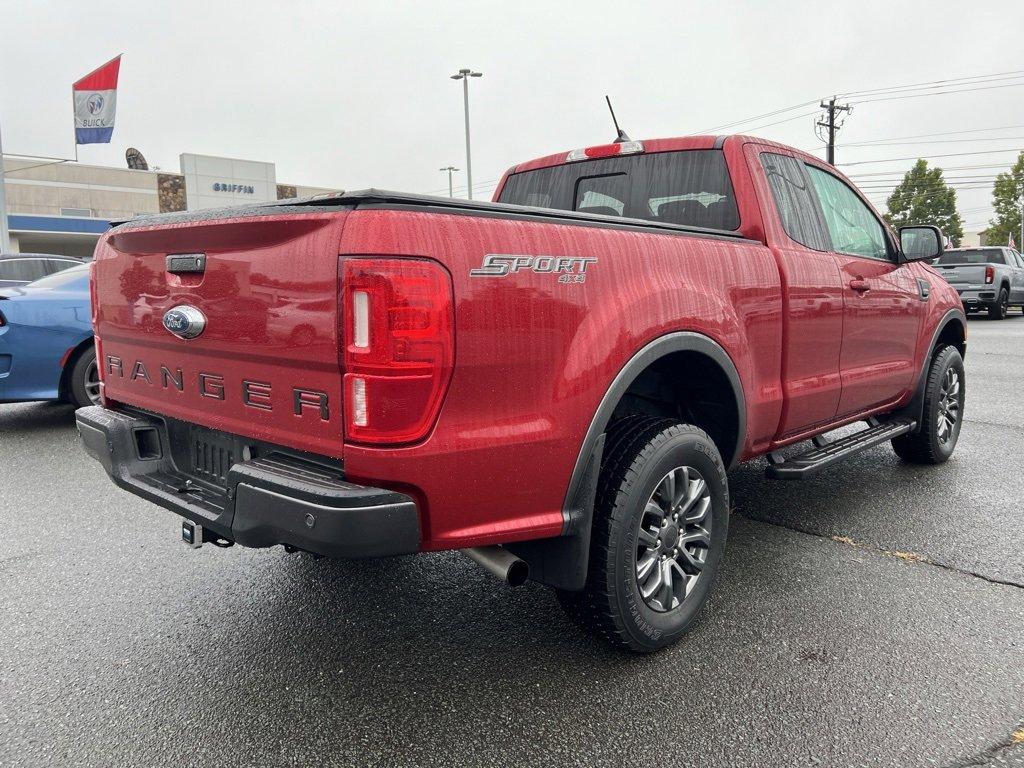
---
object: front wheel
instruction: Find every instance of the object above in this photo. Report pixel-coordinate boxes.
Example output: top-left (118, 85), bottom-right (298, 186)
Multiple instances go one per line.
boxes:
top-left (988, 288), bottom-right (1009, 319)
top-left (892, 345), bottom-right (965, 464)
top-left (557, 417), bottom-right (729, 652)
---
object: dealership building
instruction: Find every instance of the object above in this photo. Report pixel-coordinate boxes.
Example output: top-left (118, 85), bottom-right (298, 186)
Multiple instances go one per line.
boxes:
top-left (1, 152), bottom-right (338, 258)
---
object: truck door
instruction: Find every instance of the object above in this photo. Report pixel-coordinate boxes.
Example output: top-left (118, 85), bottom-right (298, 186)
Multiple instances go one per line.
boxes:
top-left (749, 147), bottom-right (845, 439)
top-left (804, 164), bottom-right (923, 418)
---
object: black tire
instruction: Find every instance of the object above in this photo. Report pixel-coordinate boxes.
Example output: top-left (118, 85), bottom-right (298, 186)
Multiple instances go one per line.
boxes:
top-left (67, 345), bottom-right (100, 408)
top-left (891, 345), bottom-right (965, 464)
top-left (988, 287), bottom-right (1009, 319)
top-left (557, 416), bottom-right (729, 653)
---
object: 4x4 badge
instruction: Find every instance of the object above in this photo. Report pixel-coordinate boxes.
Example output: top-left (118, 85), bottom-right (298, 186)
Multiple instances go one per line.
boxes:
top-left (162, 305), bottom-right (207, 340)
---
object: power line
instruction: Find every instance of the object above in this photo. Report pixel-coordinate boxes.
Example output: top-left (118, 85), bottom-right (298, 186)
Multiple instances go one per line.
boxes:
top-left (847, 162), bottom-right (1016, 178)
top-left (840, 148), bottom-right (1024, 167)
top-left (2, 158), bottom-right (71, 176)
top-left (860, 181), bottom-right (995, 191)
top-left (697, 99), bottom-right (820, 134)
top-left (862, 180), bottom-right (1000, 193)
top-left (837, 136), bottom-right (1024, 149)
top-left (863, 180), bottom-right (998, 191)
top-left (838, 69), bottom-right (1024, 98)
top-left (849, 79), bottom-right (1024, 106)
top-left (691, 69), bottom-right (1024, 154)
top-left (740, 110), bottom-right (821, 134)
top-left (422, 177), bottom-right (499, 195)
top-left (836, 125), bottom-right (1024, 147)
top-left (856, 173), bottom-right (1001, 185)
top-left (844, 73), bottom-right (1024, 100)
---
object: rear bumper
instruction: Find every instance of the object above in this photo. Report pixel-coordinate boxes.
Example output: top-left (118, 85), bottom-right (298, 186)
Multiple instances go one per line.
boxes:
top-left (76, 405), bottom-right (420, 558)
top-left (955, 288), bottom-right (997, 307)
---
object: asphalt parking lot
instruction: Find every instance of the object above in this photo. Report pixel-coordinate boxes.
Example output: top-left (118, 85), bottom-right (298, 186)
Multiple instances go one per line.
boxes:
top-left (1, 316), bottom-right (1022, 768)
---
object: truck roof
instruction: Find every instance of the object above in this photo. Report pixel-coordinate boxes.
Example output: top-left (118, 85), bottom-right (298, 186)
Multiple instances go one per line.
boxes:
top-left (508, 134), bottom-right (811, 174)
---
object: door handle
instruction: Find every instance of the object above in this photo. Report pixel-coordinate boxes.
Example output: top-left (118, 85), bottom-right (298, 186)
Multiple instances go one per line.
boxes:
top-left (849, 278), bottom-right (871, 293)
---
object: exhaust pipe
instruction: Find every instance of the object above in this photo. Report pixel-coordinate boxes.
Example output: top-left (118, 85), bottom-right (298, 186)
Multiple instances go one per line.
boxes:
top-left (462, 546), bottom-right (530, 587)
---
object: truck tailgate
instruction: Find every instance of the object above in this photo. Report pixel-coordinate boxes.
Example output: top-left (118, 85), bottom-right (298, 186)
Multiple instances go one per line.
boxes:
top-left (935, 264), bottom-right (987, 288)
top-left (92, 211), bottom-right (349, 459)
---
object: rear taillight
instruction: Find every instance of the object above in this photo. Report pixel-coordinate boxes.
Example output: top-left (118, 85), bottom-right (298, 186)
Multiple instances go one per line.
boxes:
top-left (0, 310), bottom-right (6, 327)
top-left (985, 265), bottom-right (994, 284)
top-left (341, 258), bottom-right (454, 444)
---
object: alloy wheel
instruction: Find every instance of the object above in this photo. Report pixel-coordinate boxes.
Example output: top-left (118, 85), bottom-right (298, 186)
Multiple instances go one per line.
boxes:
top-left (84, 359), bottom-right (101, 405)
top-left (936, 367), bottom-right (961, 444)
top-left (634, 466), bottom-right (712, 612)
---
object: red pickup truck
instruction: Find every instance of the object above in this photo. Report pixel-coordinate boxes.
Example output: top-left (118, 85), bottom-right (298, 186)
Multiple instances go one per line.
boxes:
top-left (78, 135), bottom-right (966, 651)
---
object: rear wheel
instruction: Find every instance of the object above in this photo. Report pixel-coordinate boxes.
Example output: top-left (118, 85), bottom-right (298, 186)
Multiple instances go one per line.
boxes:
top-left (67, 345), bottom-right (101, 408)
top-left (557, 416), bottom-right (729, 652)
top-left (892, 345), bottom-right (965, 464)
top-left (988, 287), bottom-right (1009, 319)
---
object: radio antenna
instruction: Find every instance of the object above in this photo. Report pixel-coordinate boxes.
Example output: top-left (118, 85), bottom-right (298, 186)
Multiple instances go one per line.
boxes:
top-left (605, 95), bottom-right (631, 143)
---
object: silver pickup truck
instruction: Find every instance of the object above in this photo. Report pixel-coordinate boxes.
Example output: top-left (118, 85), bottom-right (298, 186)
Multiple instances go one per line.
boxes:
top-left (934, 247), bottom-right (1024, 319)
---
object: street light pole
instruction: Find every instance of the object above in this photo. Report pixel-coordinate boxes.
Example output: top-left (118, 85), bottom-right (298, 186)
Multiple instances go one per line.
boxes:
top-left (450, 68), bottom-right (482, 200)
top-left (0, 117), bottom-right (10, 252)
top-left (439, 166), bottom-right (459, 198)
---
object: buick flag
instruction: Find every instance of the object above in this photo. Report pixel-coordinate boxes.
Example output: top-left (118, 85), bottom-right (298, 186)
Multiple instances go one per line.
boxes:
top-left (73, 55), bottom-right (121, 145)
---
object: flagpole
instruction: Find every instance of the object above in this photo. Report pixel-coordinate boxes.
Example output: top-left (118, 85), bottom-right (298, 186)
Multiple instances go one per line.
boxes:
top-left (71, 84), bottom-right (78, 163)
top-left (0, 115), bottom-right (11, 253)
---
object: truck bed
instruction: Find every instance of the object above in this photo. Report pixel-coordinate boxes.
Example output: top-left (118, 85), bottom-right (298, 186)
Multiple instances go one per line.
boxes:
top-left (117, 188), bottom-right (755, 243)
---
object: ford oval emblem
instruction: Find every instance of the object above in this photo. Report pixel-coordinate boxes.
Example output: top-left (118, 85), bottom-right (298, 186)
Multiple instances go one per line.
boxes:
top-left (162, 305), bottom-right (207, 340)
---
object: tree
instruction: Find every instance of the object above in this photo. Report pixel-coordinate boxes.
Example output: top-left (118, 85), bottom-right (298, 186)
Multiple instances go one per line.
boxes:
top-left (884, 159), bottom-right (964, 246)
top-left (985, 152), bottom-right (1024, 247)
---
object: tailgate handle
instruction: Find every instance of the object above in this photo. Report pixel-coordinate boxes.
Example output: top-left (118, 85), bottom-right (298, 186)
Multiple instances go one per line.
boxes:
top-left (166, 253), bottom-right (207, 274)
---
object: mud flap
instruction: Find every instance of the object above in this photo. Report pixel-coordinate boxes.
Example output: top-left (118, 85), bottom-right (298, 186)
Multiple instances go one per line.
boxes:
top-left (506, 433), bottom-right (604, 591)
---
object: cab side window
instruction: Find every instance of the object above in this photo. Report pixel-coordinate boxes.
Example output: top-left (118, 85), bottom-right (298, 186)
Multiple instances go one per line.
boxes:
top-left (759, 153), bottom-right (829, 251)
top-left (805, 165), bottom-right (889, 261)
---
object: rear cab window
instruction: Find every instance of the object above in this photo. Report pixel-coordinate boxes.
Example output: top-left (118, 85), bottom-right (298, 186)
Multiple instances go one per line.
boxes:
top-left (937, 249), bottom-right (1006, 265)
top-left (498, 149), bottom-right (740, 231)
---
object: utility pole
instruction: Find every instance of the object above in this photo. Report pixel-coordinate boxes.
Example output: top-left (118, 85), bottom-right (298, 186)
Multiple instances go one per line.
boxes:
top-left (817, 97), bottom-right (851, 165)
top-left (439, 166), bottom-right (459, 198)
top-left (450, 68), bottom-right (482, 199)
top-left (0, 117), bottom-right (10, 252)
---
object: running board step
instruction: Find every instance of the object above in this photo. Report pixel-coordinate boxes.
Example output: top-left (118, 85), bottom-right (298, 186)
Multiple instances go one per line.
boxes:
top-left (766, 418), bottom-right (916, 480)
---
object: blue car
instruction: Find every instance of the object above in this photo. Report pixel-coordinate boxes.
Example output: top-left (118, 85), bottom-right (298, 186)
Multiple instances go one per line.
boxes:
top-left (0, 263), bottom-right (98, 407)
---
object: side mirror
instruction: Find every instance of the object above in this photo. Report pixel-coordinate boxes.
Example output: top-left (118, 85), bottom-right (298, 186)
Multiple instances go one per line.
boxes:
top-left (899, 225), bottom-right (944, 262)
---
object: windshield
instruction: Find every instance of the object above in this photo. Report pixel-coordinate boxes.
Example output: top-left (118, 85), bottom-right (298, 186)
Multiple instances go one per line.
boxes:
top-left (24, 263), bottom-right (90, 291)
top-left (498, 150), bottom-right (740, 231)
top-left (936, 249), bottom-right (1005, 265)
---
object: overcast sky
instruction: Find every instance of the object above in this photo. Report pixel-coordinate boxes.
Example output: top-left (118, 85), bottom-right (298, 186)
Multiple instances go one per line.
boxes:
top-left (2, 0), bottom-right (1022, 232)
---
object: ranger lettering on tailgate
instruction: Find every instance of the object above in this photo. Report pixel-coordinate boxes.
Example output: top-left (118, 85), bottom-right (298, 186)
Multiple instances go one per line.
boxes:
top-left (103, 355), bottom-right (331, 421)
